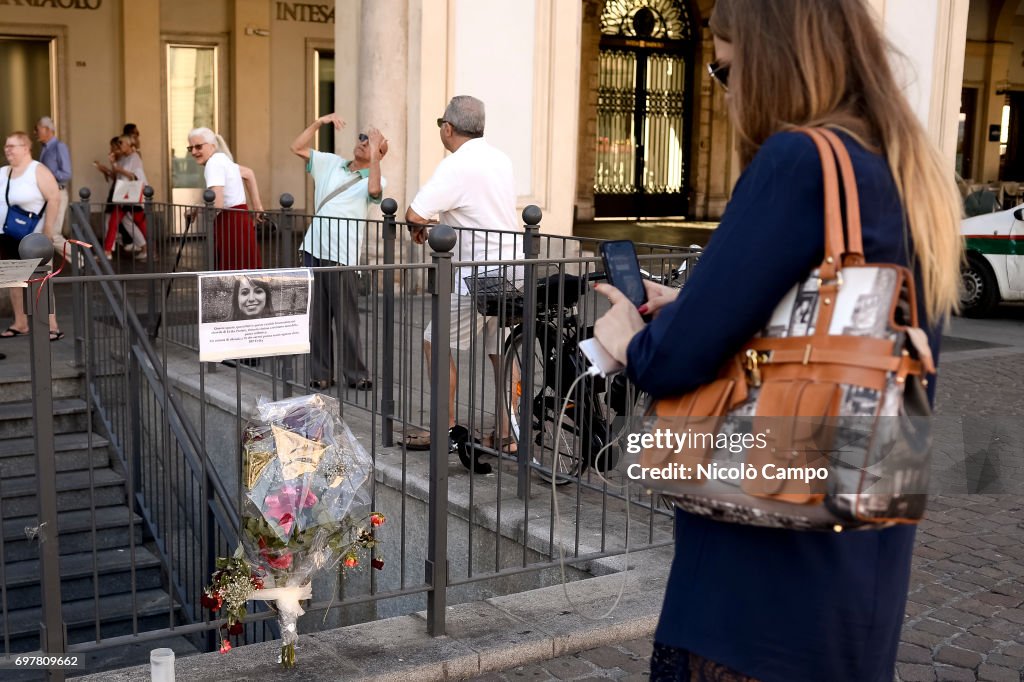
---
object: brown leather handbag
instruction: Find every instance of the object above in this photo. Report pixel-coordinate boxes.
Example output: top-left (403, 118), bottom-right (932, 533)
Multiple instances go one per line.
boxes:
top-left (637, 128), bottom-right (935, 531)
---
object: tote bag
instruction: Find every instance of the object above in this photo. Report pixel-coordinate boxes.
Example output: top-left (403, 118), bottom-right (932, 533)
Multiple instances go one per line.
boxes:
top-left (112, 178), bottom-right (144, 204)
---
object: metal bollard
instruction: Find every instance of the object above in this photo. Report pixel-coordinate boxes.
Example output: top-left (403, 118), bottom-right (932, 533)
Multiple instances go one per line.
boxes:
top-left (425, 225), bottom-right (456, 637)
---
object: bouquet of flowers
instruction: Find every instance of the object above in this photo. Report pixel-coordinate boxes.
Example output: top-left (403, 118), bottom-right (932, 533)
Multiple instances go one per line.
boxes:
top-left (203, 393), bottom-right (384, 667)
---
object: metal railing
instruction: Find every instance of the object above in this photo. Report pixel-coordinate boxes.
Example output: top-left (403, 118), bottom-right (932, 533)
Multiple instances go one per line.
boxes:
top-left (2, 191), bottom-right (702, 678)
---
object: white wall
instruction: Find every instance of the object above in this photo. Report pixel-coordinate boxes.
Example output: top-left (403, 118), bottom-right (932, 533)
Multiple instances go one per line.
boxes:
top-left (409, 0), bottom-right (581, 235)
top-left (871, 0), bottom-right (969, 163)
top-left (452, 0), bottom-right (536, 197)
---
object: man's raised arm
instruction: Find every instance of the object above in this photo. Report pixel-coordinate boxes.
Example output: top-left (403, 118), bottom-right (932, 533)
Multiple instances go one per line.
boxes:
top-left (290, 113), bottom-right (346, 161)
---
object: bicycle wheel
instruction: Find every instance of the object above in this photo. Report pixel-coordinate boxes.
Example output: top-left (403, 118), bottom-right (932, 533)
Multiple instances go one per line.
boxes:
top-left (502, 328), bottom-right (601, 484)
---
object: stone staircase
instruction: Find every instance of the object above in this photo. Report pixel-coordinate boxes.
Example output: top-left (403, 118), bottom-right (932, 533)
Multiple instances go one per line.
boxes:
top-left (0, 365), bottom-right (198, 675)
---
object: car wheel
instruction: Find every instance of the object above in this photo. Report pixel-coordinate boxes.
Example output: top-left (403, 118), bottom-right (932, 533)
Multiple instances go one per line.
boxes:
top-left (959, 254), bottom-right (999, 318)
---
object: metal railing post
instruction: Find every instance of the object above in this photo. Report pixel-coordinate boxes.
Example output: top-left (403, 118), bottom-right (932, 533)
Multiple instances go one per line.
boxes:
top-left (517, 206), bottom-right (542, 499)
top-left (143, 186), bottom-right (156, 331)
top-left (70, 187), bottom-right (91, 367)
top-left (380, 198), bottom-right (397, 446)
top-left (425, 225), bottom-right (456, 637)
top-left (278, 193), bottom-right (295, 397)
top-left (22, 237), bottom-right (66, 680)
top-left (278, 193), bottom-right (295, 269)
top-left (202, 188), bottom-right (216, 271)
top-left (202, 189), bottom-right (217, 373)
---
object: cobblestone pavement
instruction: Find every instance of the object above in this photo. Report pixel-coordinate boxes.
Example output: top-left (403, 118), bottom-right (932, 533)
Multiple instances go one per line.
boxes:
top-left (472, 638), bottom-right (654, 681)
top-left (477, 314), bottom-right (1024, 682)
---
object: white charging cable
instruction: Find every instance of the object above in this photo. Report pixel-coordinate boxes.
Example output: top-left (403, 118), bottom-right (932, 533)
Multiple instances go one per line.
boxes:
top-left (548, 367), bottom-right (632, 621)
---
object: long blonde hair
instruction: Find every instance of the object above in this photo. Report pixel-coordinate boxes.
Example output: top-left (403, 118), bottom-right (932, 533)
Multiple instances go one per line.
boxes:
top-left (709, 0), bottom-right (963, 323)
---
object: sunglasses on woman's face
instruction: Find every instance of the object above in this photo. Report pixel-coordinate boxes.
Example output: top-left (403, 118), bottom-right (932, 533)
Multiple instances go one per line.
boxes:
top-left (707, 61), bottom-right (730, 90)
top-left (186, 143), bottom-right (206, 153)
top-left (358, 133), bottom-right (369, 142)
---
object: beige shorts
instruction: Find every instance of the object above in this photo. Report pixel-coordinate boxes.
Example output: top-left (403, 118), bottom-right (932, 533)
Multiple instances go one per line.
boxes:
top-left (423, 294), bottom-right (507, 355)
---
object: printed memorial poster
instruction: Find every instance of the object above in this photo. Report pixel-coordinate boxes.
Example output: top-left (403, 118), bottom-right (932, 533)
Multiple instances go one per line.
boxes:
top-left (198, 268), bottom-right (312, 361)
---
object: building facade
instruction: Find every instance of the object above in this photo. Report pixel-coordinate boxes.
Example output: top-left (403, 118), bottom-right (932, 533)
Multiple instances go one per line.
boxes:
top-left (0, 0), bottom-right (1010, 245)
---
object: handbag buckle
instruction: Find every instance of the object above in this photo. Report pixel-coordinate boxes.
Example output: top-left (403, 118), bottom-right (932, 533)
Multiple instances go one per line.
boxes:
top-left (816, 271), bottom-right (844, 291)
top-left (744, 349), bottom-right (769, 387)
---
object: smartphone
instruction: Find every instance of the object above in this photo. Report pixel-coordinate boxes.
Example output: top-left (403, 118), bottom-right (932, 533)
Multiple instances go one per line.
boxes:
top-left (600, 240), bottom-right (648, 308)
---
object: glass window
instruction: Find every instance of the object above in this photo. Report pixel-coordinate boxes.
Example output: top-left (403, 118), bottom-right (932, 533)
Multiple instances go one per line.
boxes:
top-left (315, 49), bottom-right (335, 153)
top-left (0, 37), bottom-right (53, 153)
top-left (167, 45), bottom-right (217, 192)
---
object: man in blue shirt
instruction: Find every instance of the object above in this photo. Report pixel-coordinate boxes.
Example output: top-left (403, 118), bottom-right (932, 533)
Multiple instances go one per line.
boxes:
top-left (35, 116), bottom-right (71, 239)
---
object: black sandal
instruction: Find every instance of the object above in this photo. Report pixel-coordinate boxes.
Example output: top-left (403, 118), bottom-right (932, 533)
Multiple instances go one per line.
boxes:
top-left (309, 379), bottom-right (335, 391)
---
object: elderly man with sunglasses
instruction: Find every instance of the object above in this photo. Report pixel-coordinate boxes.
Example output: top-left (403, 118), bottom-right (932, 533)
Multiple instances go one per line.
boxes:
top-left (404, 95), bottom-right (522, 473)
top-left (290, 113), bottom-right (388, 392)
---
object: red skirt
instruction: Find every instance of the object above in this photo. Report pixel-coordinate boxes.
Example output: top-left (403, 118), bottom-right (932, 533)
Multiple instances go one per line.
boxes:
top-left (214, 204), bottom-right (262, 270)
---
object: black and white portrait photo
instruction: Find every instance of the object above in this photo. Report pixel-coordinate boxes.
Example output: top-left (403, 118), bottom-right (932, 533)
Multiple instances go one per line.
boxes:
top-left (197, 268), bottom-right (313, 361)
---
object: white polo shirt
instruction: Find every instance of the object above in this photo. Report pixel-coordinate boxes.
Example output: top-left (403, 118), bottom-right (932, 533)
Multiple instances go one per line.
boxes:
top-left (410, 137), bottom-right (521, 294)
top-left (203, 152), bottom-right (246, 206)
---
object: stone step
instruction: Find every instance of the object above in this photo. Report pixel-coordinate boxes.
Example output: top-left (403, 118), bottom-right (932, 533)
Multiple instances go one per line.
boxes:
top-left (0, 432), bottom-right (110, 478)
top-left (0, 368), bottom-right (82, 405)
top-left (2, 507), bottom-right (144, 562)
top-left (1, 589), bottom-right (178, 651)
top-left (0, 399), bottom-right (89, 439)
top-left (3, 547), bottom-right (163, 610)
top-left (0, 468), bottom-right (126, 518)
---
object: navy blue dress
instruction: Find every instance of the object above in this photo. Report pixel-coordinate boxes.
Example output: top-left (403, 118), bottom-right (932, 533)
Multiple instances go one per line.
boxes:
top-left (626, 131), bottom-right (939, 682)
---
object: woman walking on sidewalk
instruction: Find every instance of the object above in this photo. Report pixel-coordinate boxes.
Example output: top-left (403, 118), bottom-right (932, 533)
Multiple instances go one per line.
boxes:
top-left (101, 135), bottom-right (148, 259)
top-left (592, 1), bottom-right (962, 680)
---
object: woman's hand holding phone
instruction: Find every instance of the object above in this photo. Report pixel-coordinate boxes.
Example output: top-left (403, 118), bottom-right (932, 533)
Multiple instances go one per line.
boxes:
top-left (640, 280), bottom-right (681, 318)
top-left (593, 282), bottom-right (645, 365)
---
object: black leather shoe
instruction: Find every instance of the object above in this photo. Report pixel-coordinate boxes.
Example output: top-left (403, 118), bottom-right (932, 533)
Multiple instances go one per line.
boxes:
top-left (450, 425), bottom-right (492, 475)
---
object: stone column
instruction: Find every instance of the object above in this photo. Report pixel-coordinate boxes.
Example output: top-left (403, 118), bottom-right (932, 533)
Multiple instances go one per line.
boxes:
top-left (357, 0), bottom-right (408, 264)
top-left (232, 0), bottom-right (273, 204)
top-left (121, 0), bottom-right (163, 196)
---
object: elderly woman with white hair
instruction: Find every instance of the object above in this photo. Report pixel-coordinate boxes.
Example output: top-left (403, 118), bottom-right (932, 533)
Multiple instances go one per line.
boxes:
top-left (187, 127), bottom-right (264, 270)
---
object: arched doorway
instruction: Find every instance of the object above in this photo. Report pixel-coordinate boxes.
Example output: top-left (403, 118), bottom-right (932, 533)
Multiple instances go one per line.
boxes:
top-left (594, 0), bottom-right (697, 218)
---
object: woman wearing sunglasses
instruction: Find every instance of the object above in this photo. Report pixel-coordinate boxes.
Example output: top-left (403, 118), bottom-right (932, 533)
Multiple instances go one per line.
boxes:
top-left (592, 1), bottom-right (962, 680)
top-left (187, 127), bottom-right (264, 270)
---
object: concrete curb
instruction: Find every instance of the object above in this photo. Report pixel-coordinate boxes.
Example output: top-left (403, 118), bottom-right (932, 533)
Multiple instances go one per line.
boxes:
top-left (78, 560), bottom-right (667, 681)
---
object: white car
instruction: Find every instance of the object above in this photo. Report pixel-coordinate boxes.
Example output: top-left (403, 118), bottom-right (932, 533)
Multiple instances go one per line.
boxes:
top-left (959, 205), bottom-right (1024, 317)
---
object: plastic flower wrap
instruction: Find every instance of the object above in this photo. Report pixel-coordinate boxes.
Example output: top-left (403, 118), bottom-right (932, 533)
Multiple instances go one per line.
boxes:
top-left (203, 394), bottom-right (385, 667)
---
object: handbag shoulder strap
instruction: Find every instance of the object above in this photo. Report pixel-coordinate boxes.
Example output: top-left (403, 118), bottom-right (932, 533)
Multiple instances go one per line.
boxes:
top-left (794, 127), bottom-right (862, 337)
top-left (816, 128), bottom-right (865, 265)
top-left (315, 172), bottom-right (363, 215)
top-left (2, 166), bottom-right (46, 216)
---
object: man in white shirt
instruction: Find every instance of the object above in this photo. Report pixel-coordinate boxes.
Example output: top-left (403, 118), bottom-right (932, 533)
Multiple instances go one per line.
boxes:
top-left (406, 95), bottom-right (522, 473)
top-left (290, 114), bottom-right (387, 391)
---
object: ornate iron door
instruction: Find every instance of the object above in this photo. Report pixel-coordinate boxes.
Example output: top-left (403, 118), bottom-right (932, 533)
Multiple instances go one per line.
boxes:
top-left (595, 0), bottom-right (695, 217)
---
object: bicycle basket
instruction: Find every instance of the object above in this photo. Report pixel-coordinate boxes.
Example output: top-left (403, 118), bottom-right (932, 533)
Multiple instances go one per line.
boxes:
top-left (463, 272), bottom-right (525, 324)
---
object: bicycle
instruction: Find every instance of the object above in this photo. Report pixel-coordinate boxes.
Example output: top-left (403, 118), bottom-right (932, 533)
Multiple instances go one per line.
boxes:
top-left (497, 249), bottom-right (701, 484)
